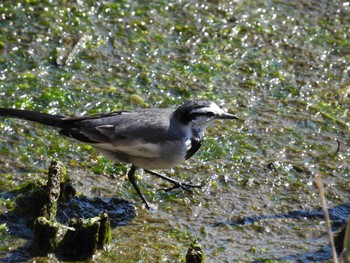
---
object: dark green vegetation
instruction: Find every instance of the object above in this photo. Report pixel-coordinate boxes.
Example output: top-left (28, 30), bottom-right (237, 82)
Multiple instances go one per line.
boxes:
top-left (0, 0), bottom-right (349, 262)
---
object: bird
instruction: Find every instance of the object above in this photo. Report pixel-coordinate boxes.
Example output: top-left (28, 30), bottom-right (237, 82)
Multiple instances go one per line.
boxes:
top-left (0, 99), bottom-right (238, 209)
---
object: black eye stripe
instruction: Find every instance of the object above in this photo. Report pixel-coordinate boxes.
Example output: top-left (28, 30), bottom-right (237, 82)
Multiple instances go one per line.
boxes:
top-left (205, 112), bottom-right (215, 117)
top-left (189, 111), bottom-right (215, 119)
top-left (174, 102), bottom-right (217, 125)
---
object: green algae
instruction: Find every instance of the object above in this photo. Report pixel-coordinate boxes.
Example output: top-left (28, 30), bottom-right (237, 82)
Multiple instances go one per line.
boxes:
top-left (0, 0), bottom-right (349, 261)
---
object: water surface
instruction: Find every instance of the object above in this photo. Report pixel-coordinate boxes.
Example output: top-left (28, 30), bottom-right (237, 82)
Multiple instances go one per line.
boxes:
top-left (0, 0), bottom-right (349, 262)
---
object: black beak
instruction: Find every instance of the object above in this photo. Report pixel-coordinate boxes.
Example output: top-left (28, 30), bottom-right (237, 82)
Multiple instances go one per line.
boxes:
top-left (217, 112), bottom-right (239, 120)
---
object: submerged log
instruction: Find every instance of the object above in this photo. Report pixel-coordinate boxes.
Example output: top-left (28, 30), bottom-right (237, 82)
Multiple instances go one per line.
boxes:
top-left (30, 160), bottom-right (66, 255)
top-left (57, 210), bottom-right (112, 260)
top-left (41, 160), bottom-right (66, 220)
top-left (30, 217), bottom-right (59, 256)
top-left (186, 240), bottom-right (205, 263)
top-left (28, 160), bottom-right (111, 259)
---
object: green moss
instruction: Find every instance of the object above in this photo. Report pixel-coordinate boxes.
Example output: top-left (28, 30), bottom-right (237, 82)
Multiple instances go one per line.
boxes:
top-left (10, 179), bottom-right (45, 195)
top-left (0, 0), bottom-right (349, 261)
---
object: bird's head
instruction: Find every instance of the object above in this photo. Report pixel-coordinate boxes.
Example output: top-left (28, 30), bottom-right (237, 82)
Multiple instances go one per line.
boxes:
top-left (173, 100), bottom-right (238, 131)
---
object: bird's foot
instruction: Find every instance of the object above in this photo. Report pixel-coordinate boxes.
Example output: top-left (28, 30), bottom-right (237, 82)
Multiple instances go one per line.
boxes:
top-left (158, 181), bottom-right (202, 193)
top-left (143, 169), bottom-right (202, 193)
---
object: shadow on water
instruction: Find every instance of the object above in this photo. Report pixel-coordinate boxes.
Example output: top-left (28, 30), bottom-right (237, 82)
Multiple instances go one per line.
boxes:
top-left (0, 192), bottom-right (136, 262)
top-left (213, 203), bottom-right (350, 262)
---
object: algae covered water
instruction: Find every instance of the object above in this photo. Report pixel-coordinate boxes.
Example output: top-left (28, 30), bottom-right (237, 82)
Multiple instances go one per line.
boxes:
top-left (0, 0), bottom-right (349, 262)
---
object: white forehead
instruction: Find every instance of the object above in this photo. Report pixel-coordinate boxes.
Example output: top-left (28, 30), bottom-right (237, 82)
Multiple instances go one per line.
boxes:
top-left (191, 101), bottom-right (224, 115)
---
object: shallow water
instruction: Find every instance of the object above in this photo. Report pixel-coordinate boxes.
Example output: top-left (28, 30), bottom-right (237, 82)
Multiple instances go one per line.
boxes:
top-left (0, 0), bottom-right (349, 262)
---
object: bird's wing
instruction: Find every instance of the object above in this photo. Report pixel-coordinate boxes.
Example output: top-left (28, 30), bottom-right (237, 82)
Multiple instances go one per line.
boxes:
top-left (59, 109), bottom-right (179, 158)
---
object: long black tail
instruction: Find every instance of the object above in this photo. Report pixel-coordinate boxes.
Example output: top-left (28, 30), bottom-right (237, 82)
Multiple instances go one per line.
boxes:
top-left (0, 108), bottom-right (66, 128)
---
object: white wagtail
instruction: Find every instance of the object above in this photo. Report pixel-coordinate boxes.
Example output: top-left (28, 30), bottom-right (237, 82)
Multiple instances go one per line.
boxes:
top-left (0, 99), bottom-right (238, 208)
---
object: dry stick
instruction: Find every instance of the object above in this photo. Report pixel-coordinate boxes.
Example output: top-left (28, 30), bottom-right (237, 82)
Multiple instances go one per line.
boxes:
top-left (315, 174), bottom-right (338, 263)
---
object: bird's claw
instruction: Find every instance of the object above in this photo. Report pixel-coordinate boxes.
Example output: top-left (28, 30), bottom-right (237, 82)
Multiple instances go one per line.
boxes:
top-left (158, 181), bottom-right (202, 193)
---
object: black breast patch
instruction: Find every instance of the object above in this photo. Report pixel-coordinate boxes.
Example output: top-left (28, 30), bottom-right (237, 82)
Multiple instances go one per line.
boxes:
top-left (185, 136), bottom-right (203, 159)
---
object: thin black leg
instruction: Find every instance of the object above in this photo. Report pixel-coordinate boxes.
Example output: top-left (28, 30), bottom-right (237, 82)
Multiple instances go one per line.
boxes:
top-left (144, 169), bottom-right (202, 192)
top-left (128, 165), bottom-right (151, 209)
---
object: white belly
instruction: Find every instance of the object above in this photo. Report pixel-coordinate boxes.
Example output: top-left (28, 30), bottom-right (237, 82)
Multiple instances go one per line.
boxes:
top-left (95, 139), bottom-right (189, 170)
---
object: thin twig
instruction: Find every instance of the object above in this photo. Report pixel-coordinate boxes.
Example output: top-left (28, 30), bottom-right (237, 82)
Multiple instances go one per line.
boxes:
top-left (315, 174), bottom-right (338, 263)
